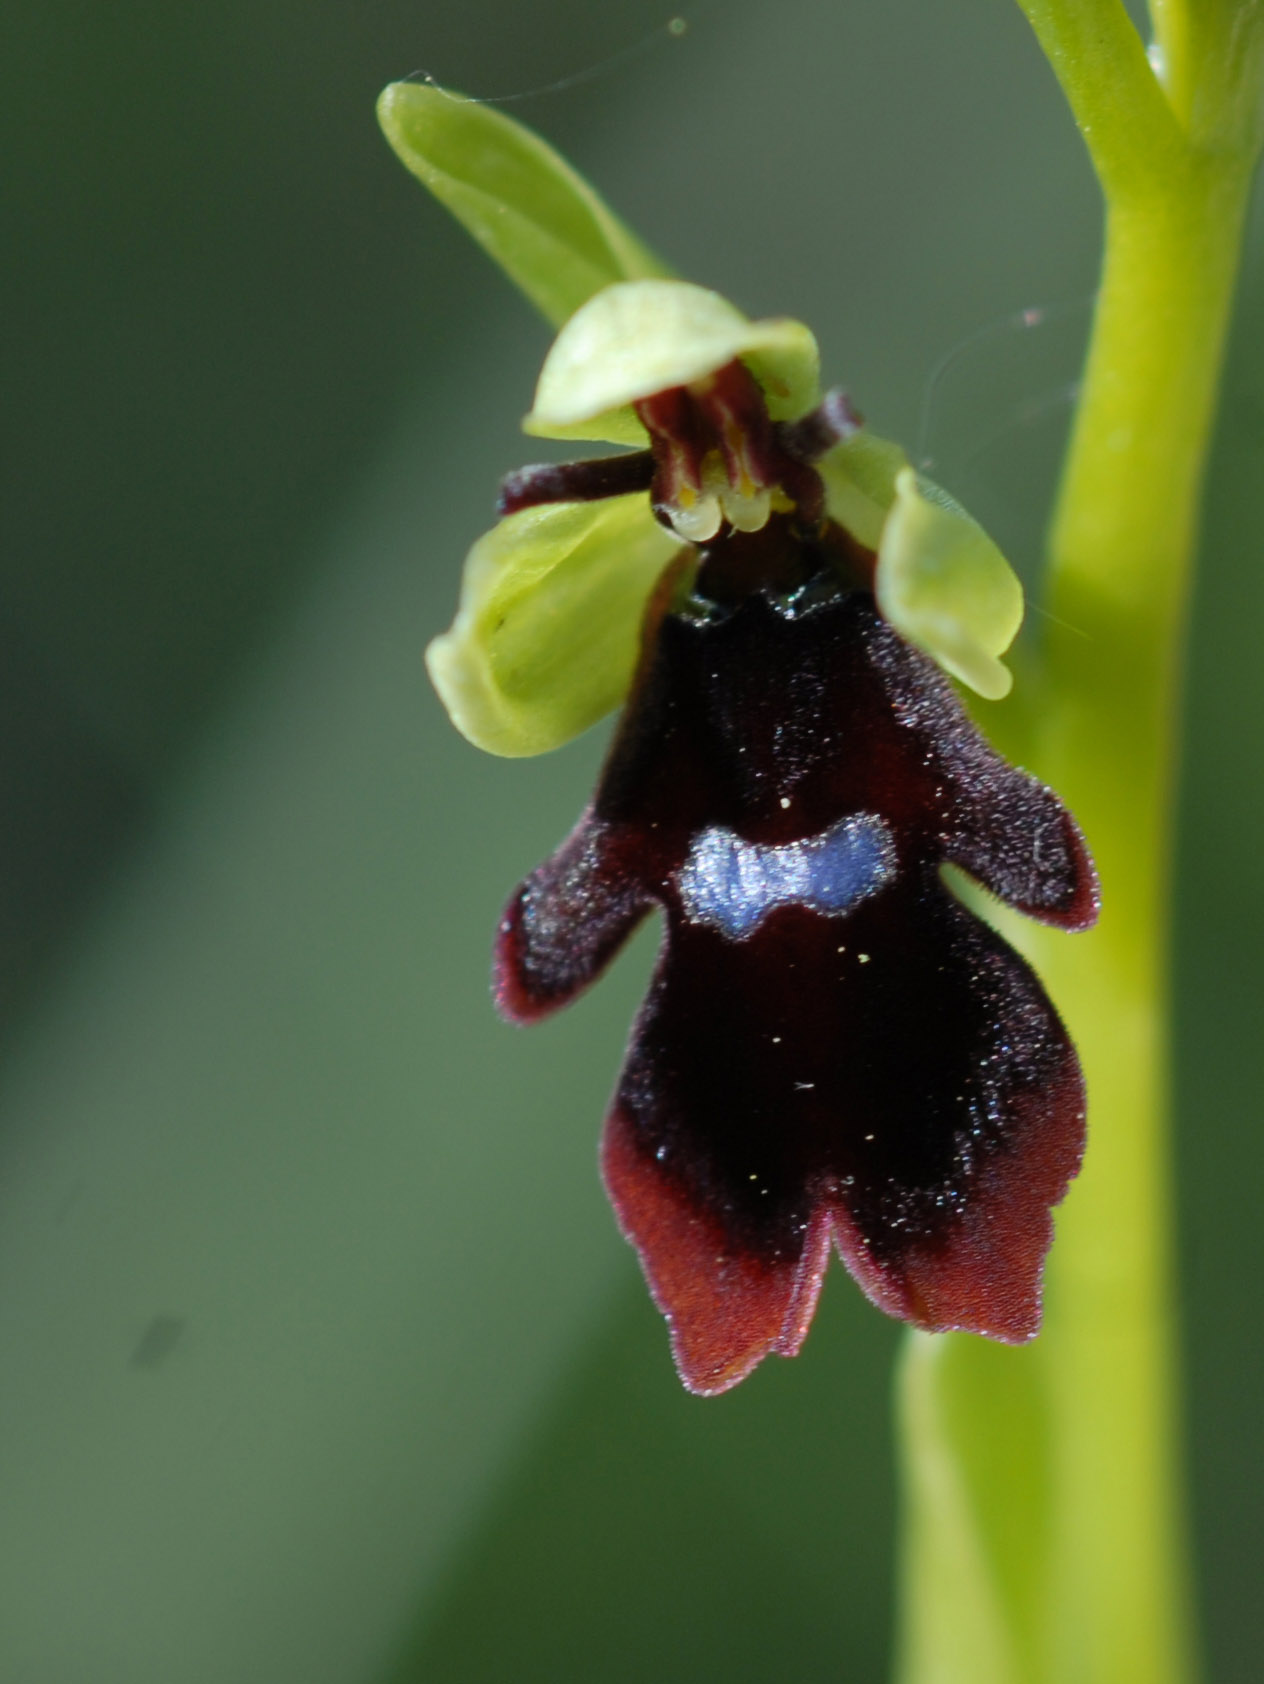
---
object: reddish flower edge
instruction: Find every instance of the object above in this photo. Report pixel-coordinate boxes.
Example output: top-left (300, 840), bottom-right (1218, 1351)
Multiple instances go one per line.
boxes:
top-left (604, 1067), bottom-right (1084, 1396)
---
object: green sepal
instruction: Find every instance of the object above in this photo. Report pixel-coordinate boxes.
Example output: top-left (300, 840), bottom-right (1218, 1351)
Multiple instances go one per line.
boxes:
top-left (522, 408), bottom-right (651, 450)
top-left (377, 82), bottom-right (669, 328)
top-left (426, 496), bottom-right (683, 756)
top-left (819, 433), bottom-right (1024, 700)
top-left (523, 280), bottom-right (821, 446)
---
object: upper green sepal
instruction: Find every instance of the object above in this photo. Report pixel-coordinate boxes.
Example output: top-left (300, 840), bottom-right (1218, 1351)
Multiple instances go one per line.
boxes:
top-left (819, 434), bottom-right (1023, 700)
top-left (377, 82), bottom-right (669, 327)
top-left (426, 496), bottom-right (683, 757)
top-left (524, 280), bottom-right (821, 446)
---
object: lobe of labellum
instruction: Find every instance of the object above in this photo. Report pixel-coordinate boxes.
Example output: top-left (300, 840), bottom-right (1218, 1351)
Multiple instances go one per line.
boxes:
top-left (604, 889), bottom-right (1087, 1394)
top-left (523, 279), bottom-right (821, 446)
top-left (602, 1113), bottom-right (836, 1397)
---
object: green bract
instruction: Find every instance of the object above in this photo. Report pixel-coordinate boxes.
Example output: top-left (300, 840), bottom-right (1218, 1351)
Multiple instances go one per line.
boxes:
top-left (524, 280), bottom-right (821, 446)
top-left (426, 496), bottom-right (681, 757)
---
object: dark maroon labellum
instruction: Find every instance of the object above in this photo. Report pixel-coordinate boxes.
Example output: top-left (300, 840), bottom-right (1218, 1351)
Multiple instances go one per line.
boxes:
top-left (495, 515), bottom-right (1098, 1395)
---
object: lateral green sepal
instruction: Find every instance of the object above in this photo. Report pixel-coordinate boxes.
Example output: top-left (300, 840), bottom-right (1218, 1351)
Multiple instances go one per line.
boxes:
top-left (426, 496), bottom-right (683, 756)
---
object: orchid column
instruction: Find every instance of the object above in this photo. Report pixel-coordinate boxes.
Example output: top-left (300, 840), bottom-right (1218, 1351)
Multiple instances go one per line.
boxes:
top-left (897, 5), bottom-right (1264, 1683)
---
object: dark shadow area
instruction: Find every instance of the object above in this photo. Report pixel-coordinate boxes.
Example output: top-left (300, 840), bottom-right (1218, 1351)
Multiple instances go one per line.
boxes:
top-left (1173, 177), bottom-right (1264, 1684)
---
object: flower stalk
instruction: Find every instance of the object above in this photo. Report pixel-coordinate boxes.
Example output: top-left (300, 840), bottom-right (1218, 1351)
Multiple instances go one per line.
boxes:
top-left (896, 5), bottom-right (1264, 1682)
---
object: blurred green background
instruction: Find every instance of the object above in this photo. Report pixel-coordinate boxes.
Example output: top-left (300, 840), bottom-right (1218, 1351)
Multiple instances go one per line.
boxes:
top-left (2, 1), bottom-right (1261, 1679)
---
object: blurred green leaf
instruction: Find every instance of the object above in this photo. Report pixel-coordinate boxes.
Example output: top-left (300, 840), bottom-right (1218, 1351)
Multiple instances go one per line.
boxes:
top-left (896, 1334), bottom-right (1050, 1684)
top-left (378, 82), bottom-right (669, 327)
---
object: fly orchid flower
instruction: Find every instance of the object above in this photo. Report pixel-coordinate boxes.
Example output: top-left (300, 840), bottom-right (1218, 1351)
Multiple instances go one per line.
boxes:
top-left (380, 83), bottom-right (1099, 1395)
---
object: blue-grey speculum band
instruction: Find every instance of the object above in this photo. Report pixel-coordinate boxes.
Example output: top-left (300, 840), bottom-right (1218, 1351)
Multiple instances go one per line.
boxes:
top-left (675, 813), bottom-right (896, 940)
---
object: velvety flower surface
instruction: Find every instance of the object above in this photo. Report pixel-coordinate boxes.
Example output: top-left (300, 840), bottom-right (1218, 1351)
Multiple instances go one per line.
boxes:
top-left (496, 517), bottom-right (1098, 1396)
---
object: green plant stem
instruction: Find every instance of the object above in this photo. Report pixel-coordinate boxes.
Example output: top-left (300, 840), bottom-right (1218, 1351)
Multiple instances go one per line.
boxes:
top-left (895, 41), bottom-right (1260, 1684)
top-left (1012, 0), bottom-right (1184, 197)
top-left (1029, 155), bottom-right (1253, 1684)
